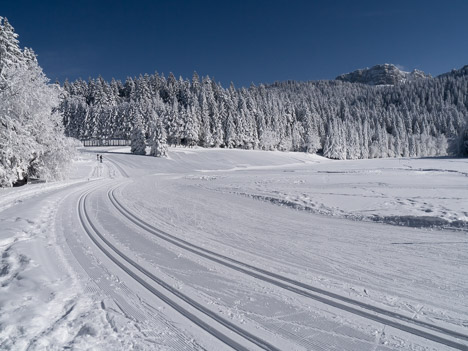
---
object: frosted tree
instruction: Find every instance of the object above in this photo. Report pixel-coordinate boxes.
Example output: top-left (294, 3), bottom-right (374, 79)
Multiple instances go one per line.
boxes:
top-left (183, 105), bottom-right (200, 147)
top-left (130, 114), bottom-right (146, 155)
top-left (323, 119), bottom-right (346, 159)
top-left (224, 111), bottom-right (237, 148)
top-left (211, 101), bottom-right (224, 147)
top-left (1, 18), bottom-right (75, 186)
top-left (359, 119), bottom-right (370, 159)
top-left (166, 99), bottom-right (183, 146)
top-left (345, 122), bottom-right (360, 159)
top-left (199, 91), bottom-right (212, 147)
top-left (302, 107), bottom-right (321, 153)
top-left (149, 119), bottom-right (168, 157)
top-left (457, 116), bottom-right (468, 155)
top-left (0, 17), bottom-right (25, 74)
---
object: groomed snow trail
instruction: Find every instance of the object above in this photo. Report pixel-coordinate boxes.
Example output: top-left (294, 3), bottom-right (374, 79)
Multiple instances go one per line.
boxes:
top-left (1, 147), bottom-right (467, 350)
top-left (106, 185), bottom-right (468, 349)
top-left (78, 188), bottom-right (281, 351)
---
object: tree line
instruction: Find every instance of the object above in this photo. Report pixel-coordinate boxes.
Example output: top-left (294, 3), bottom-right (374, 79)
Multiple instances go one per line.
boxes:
top-left (1, 16), bottom-right (467, 187)
top-left (61, 67), bottom-right (468, 159)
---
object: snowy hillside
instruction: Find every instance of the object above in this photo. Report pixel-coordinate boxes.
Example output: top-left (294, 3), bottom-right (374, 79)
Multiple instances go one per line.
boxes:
top-left (1, 147), bottom-right (467, 350)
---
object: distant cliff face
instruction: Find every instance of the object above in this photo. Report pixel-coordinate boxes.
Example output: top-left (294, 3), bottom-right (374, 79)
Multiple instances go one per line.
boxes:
top-left (336, 64), bottom-right (431, 85)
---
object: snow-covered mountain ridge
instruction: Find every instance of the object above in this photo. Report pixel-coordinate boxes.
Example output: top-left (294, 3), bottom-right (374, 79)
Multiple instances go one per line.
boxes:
top-left (437, 64), bottom-right (468, 79)
top-left (335, 63), bottom-right (432, 85)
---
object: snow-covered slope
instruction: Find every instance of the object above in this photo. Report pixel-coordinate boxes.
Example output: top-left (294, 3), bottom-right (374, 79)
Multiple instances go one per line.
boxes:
top-left (336, 63), bottom-right (431, 85)
top-left (438, 64), bottom-right (468, 79)
top-left (1, 147), bottom-right (467, 350)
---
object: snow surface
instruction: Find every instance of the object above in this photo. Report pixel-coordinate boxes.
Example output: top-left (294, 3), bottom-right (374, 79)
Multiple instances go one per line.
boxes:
top-left (0, 146), bottom-right (467, 350)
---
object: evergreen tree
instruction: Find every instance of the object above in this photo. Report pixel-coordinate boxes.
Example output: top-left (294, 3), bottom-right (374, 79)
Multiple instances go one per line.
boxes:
top-left (0, 17), bottom-right (25, 75)
top-left (130, 114), bottom-right (146, 155)
top-left (457, 115), bottom-right (468, 156)
top-left (1, 18), bottom-right (75, 186)
top-left (149, 119), bottom-right (168, 157)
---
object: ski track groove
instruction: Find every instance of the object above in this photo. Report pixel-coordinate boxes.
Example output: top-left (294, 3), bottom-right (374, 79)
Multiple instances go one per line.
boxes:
top-left (104, 156), bottom-right (129, 178)
top-left (108, 185), bottom-right (468, 350)
top-left (69, 185), bottom-right (148, 322)
top-left (78, 187), bottom-right (280, 351)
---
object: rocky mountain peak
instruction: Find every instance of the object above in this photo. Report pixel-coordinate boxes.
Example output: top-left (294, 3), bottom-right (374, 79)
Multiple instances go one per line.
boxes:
top-left (336, 63), bottom-right (431, 85)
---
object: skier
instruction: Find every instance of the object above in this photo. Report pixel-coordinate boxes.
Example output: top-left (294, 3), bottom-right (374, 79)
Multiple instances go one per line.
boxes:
top-left (96, 154), bottom-right (99, 161)
top-left (100, 155), bottom-right (103, 163)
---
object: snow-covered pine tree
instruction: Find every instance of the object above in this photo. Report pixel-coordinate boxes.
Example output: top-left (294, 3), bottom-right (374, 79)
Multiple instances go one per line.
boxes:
top-left (345, 121), bottom-right (360, 159)
top-left (199, 91), bottom-right (212, 147)
top-left (211, 101), bottom-right (225, 147)
top-left (149, 119), bottom-right (168, 157)
top-left (0, 17), bottom-right (75, 186)
top-left (183, 105), bottom-right (199, 147)
top-left (130, 112), bottom-right (146, 155)
top-left (302, 107), bottom-right (321, 153)
top-left (0, 17), bottom-right (25, 74)
top-left (457, 115), bottom-right (468, 156)
top-left (323, 118), bottom-right (346, 159)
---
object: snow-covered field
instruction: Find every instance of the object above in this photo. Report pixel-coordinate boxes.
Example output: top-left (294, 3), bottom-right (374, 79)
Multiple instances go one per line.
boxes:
top-left (1, 147), bottom-right (467, 350)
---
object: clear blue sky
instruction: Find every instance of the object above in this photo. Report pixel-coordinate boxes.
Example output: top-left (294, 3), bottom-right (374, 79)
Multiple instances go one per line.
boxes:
top-left (2, 0), bottom-right (467, 87)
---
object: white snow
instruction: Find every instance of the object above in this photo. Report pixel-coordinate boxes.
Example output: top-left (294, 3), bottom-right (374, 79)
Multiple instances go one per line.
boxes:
top-left (1, 146), bottom-right (467, 350)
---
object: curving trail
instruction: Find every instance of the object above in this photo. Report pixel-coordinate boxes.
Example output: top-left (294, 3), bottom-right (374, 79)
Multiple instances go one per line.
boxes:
top-left (98, 149), bottom-right (468, 350)
top-left (107, 185), bottom-right (468, 350)
top-left (78, 187), bottom-right (280, 351)
top-left (3, 147), bottom-right (467, 350)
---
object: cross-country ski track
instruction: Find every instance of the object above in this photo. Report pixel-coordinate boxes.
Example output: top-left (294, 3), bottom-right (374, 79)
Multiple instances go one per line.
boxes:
top-left (78, 187), bottom-right (280, 351)
top-left (106, 183), bottom-right (468, 350)
top-left (2, 147), bottom-right (467, 350)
